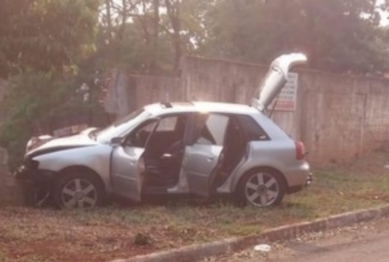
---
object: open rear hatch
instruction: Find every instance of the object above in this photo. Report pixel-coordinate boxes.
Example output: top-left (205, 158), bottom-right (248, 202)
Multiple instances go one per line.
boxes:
top-left (252, 53), bottom-right (307, 112)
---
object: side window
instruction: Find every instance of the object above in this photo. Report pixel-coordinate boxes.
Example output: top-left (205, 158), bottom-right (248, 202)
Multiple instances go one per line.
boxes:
top-left (127, 120), bottom-right (158, 148)
top-left (126, 115), bottom-right (186, 147)
top-left (237, 115), bottom-right (269, 141)
top-left (195, 114), bottom-right (229, 146)
top-left (155, 116), bottom-right (178, 132)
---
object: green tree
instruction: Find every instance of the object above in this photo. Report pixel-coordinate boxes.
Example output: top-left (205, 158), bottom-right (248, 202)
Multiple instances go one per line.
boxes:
top-left (204, 0), bottom-right (389, 74)
top-left (0, 0), bottom-right (100, 77)
top-left (98, 0), bottom-right (214, 75)
top-left (0, 0), bottom-right (102, 169)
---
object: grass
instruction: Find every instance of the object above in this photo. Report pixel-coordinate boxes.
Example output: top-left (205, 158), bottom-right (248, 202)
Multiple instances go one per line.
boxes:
top-left (1, 150), bottom-right (389, 261)
top-left (0, 250), bottom-right (6, 262)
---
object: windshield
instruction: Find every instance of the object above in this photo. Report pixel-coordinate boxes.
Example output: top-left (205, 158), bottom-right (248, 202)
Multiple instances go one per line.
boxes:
top-left (95, 108), bottom-right (151, 143)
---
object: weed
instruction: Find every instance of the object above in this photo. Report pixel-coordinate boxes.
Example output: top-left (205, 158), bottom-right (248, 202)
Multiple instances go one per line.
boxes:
top-left (0, 250), bottom-right (6, 262)
top-left (0, 151), bottom-right (389, 261)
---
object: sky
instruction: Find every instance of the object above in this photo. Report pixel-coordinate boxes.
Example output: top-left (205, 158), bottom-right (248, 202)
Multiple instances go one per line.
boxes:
top-left (376, 0), bottom-right (389, 26)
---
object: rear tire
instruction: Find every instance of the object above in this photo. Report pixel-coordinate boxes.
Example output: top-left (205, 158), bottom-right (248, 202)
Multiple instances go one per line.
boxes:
top-left (236, 168), bottom-right (286, 207)
top-left (53, 170), bottom-right (105, 209)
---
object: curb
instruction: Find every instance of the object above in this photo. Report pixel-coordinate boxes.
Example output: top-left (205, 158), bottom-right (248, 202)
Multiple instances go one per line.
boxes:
top-left (111, 204), bottom-right (389, 262)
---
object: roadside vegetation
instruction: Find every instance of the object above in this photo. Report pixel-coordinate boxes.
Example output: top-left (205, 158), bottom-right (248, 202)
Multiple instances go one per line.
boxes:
top-left (1, 0), bottom-right (389, 168)
top-left (1, 150), bottom-right (389, 262)
top-left (1, 1), bottom-right (389, 261)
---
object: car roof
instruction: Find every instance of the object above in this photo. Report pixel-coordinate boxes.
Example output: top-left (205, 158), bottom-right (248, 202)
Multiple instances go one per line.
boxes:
top-left (144, 101), bottom-right (260, 116)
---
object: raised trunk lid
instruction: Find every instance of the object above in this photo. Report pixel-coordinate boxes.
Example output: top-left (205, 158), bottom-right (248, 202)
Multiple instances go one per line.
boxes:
top-left (252, 53), bottom-right (307, 112)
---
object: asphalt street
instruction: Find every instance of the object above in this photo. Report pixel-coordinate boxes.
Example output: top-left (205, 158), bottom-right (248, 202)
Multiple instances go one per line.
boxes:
top-left (203, 217), bottom-right (389, 262)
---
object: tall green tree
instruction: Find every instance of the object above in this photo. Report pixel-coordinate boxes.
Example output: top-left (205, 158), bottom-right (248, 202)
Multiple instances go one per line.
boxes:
top-left (204, 0), bottom-right (389, 74)
top-left (0, 0), bottom-right (100, 77)
top-left (0, 0), bottom-right (102, 169)
top-left (98, 0), bottom-right (214, 75)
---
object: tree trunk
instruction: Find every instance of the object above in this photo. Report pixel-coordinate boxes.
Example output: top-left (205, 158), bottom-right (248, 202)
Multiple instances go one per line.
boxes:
top-left (117, 0), bottom-right (127, 40)
top-left (150, 0), bottom-right (160, 74)
top-left (165, 0), bottom-right (182, 74)
top-left (105, 0), bottom-right (113, 43)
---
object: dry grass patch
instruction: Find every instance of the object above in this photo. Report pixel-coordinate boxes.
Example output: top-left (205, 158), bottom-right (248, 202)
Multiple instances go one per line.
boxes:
top-left (1, 150), bottom-right (389, 261)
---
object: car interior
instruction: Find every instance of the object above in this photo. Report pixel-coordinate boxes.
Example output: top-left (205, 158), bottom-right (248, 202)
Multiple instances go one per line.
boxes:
top-left (212, 116), bottom-right (247, 189)
top-left (125, 113), bottom-right (251, 193)
top-left (194, 114), bottom-right (248, 191)
top-left (126, 114), bottom-right (189, 188)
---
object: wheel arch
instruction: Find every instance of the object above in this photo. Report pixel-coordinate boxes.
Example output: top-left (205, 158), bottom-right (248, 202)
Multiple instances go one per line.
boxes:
top-left (51, 165), bottom-right (107, 209)
top-left (55, 165), bottom-right (106, 191)
top-left (235, 166), bottom-right (288, 192)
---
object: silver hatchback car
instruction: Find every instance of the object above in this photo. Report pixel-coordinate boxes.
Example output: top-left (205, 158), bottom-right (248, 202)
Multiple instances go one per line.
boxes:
top-left (16, 53), bottom-right (312, 209)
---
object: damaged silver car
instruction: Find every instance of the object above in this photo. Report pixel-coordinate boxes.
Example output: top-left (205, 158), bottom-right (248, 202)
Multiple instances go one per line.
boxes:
top-left (15, 53), bottom-right (312, 209)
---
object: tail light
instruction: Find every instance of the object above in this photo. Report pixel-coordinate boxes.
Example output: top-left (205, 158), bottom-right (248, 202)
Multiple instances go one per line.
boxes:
top-left (295, 141), bottom-right (306, 160)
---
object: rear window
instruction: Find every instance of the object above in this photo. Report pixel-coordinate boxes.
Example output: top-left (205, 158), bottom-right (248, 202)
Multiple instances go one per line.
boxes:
top-left (236, 115), bottom-right (269, 141)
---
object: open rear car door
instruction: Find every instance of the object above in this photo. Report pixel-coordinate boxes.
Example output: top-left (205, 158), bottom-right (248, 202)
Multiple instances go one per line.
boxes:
top-left (183, 113), bottom-right (229, 197)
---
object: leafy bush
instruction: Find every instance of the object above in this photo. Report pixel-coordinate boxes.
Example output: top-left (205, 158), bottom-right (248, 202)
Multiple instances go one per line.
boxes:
top-left (0, 71), bottom-right (107, 170)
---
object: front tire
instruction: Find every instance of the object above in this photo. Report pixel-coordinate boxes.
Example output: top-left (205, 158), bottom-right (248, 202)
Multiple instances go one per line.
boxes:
top-left (237, 168), bottom-right (286, 207)
top-left (53, 171), bottom-right (105, 209)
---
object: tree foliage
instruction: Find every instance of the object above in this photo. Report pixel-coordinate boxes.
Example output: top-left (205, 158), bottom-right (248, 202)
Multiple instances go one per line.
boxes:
top-left (2, 0), bottom-right (389, 169)
top-left (203, 0), bottom-right (389, 74)
top-left (97, 0), bottom-right (213, 75)
top-left (0, 0), bottom-right (102, 169)
top-left (96, 0), bottom-right (389, 74)
top-left (0, 0), bottom-right (100, 77)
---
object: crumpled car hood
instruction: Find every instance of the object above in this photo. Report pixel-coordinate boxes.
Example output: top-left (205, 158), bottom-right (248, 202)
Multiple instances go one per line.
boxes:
top-left (26, 128), bottom-right (99, 158)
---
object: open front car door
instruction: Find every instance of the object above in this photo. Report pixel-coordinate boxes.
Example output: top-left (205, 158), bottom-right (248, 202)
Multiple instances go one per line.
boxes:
top-left (111, 118), bottom-right (159, 202)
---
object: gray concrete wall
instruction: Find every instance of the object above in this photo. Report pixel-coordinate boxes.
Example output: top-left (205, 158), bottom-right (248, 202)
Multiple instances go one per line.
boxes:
top-left (180, 56), bottom-right (389, 165)
top-left (102, 56), bottom-right (389, 166)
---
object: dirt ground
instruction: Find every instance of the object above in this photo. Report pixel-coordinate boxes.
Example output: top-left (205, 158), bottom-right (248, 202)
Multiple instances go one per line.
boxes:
top-left (1, 149), bottom-right (389, 262)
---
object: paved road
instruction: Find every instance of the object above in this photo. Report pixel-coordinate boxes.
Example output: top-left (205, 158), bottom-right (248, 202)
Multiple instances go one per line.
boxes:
top-left (273, 229), bottom-right (389, 262)
top-left (203, 218), bottom-right (389, 262)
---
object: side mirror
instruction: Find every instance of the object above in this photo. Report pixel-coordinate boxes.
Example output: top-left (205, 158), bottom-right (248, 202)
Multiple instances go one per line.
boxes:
top-left (110, 137), bottom-right (123, 145)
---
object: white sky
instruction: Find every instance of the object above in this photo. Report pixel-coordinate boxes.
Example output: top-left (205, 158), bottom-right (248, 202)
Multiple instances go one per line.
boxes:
top-left (377, 0), bottom-right (389, 26)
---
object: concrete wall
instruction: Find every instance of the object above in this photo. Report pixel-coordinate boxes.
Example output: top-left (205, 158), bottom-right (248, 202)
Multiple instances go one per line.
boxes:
top-left (180, 56), bottom-right (389, 165)
top-left (104, 56), bottom-right (389, 166)
top-left (104, 71), bottom-right (183, 118)
top-left (131, 75), bottom-right (183, 112)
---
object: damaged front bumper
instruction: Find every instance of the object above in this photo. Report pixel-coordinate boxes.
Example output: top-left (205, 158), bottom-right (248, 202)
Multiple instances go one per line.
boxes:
top-left (14, 162), bottom-right (55, 206)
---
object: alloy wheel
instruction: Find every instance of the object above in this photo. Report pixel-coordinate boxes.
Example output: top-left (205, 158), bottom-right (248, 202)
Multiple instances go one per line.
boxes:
top-left (61, 178), bottom-right (98, 208)
top-left (244, 172), bottom-right (280, 207)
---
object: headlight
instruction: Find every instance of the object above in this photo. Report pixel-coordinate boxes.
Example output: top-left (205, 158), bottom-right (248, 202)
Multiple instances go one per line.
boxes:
top-left (26, 135), bottom-right (53, 153)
